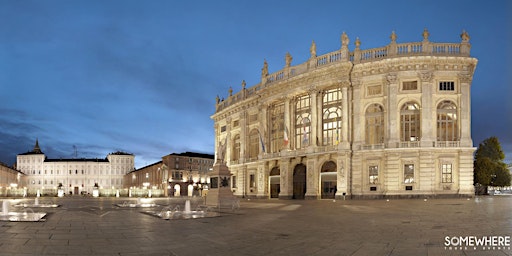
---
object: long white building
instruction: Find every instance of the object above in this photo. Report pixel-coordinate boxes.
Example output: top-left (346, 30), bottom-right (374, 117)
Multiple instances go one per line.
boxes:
top-left (212, 29), bottom-right (477, 199)
top-left (16, 140), bottom-right (134, 195)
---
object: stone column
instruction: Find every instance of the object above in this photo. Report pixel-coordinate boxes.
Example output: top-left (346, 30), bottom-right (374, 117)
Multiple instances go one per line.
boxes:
top-left (239, 112), bottom-right (246, 162)
top-left (420, 71), bottom-right (435, 146)
top-left (279, 159), bottom-right (291, 199)
top-left (309, 88), bottom-right (318, 148)
top-left (214, 124), bottom-right (219, 165)
top-left (386, 74), bottom-right (399, 147)
top-left (256, 162), bottom-right (267, 198)
top-left (225, 117), bottom-right (232, 164)
top-left (351, 80), bottom-right (363, 148)
top-left (459, 73), bottom-right (473, 147)
top-left (259, 104), bottom-right (268, 154)
top-left (336, 155), bottom-right (348, 198)
top-left (283, 97), bottom-right (291, 150)
top-left (341, 86), bottom-right (350, 148)
top-left (305, 158), bottom-right (318, 199)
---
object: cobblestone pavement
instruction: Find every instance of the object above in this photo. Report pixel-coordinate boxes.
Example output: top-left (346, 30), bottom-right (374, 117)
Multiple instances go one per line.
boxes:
top-left (0, 196), bottom-right (510, 256)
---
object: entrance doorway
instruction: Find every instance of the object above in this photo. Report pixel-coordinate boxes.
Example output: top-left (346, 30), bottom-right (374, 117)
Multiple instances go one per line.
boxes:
top-left (293, 164), bottom-right (306, 199)
top-left (74, 186), bottom-right (79, 195)
top-left (269, 167), bottom-right (280, 198)
top-left (321, 161), bottom-right (337, 199)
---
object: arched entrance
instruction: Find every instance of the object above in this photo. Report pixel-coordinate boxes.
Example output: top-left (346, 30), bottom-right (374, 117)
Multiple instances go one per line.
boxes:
top-left (269, 167), bottom-right (280, 198)
top-left (321, 161), bottom-right (337, 199)
top-left (293, 164), bottom-right (306, 199)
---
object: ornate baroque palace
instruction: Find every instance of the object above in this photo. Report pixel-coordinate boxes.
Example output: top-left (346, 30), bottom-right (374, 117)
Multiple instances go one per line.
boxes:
top-left (211, 29), bottom-right (477, 199)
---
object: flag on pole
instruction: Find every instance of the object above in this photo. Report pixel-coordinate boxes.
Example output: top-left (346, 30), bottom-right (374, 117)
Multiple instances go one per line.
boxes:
top-left (335, 127), bottom-right (339, 145)
top-left (257, 129), bottom-right (266, 153)
top-left (283, 125), bottom-right (289, 146)
top-left (302, 118), bottom-right (309, 146)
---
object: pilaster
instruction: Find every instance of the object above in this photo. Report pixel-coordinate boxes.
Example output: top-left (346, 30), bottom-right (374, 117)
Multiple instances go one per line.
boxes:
top-left (279, 159), bottom-right (292, 199)
top-left (305, 157), bottom-right (318, 199)
top-left (459, 73), bottom-right (473, 147)
top-left (386, 74), bottom-right (399, 146)
top-left (420, 71), bottom-right (435, 146)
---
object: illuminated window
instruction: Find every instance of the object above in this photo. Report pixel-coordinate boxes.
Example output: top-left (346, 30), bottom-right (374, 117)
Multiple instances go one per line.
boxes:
top-left (441, 164), bottom-right (453, 183)
top-left (270, 102), bottom-right (285, 153)
top-left (248, 129), bottom-right (259, 159)
top-left (404, 164), bottom-right (414, 183)
top-left (365, 104), bottom-right (384, 144)
top-left (437, 101), bottom-right (458, 141)
top-left (369, 166), bottom-right (378, 184)
top-left (400, 102), bottom-right (421, 141)
top-left (232, 134), bottom-right (240, 162)
top-left (295, 94), bottom-right (311, 148)
top-left (322, 88), bottom-right (342, 146)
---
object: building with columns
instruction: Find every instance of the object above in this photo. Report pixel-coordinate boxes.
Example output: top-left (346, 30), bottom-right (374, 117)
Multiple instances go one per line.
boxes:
top-left (16, 140), bottom-right (134, 196)
top-left (211, 29), bottom-right (477, 199)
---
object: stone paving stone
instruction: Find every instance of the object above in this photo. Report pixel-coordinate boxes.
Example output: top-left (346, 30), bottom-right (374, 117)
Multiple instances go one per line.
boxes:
top-left (0, 196), bottom-right (511, 255)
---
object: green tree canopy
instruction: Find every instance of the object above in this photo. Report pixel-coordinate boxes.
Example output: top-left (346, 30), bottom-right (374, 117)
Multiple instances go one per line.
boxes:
top-left (474, 136), bottom-right (510, 187)
top-left (474, 136), bottom-right (505, 162)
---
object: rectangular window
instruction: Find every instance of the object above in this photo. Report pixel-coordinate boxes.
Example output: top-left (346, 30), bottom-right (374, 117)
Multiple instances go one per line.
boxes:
top-left (232, 176), bottom-right (237, 188)
top-left (404, 164), bottom-right (414, 183)
top-left (439, 81), bottom-right (455, 91)
top-left (250, 174), bottom-right (255, 188)
top-left (220, 125), bottom-right (226, 132)
top-left (441, 164), bottom-right (453, 183)
top-left (369, 166), bottom-right (378, 184)
top-left (402, 81), bottom-right (418, 91)
top-left (233, 120), bottom-right (239, 127)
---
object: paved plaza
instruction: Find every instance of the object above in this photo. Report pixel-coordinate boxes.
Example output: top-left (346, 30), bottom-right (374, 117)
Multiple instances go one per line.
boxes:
top-left (0, 196), bottom-right (511, 256)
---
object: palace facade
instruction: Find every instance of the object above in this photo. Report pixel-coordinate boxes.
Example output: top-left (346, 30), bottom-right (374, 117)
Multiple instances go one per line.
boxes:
top-left (126, 152), bottom-right (214, 197)
top-left (16, 140), bottom-right (134, 195)
top-left (211, 29), bottom-right (477, 199)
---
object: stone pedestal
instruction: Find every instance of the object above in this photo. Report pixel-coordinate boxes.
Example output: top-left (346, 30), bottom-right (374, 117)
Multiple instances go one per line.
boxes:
top-left (205, 163), bottom-right (235, 209)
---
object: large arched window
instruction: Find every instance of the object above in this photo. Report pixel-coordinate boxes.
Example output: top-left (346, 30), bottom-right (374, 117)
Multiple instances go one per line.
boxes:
top-left (232, 134), bottom-right (240, 162)
top-left (437, 101), bottom-right (458, 141)
top-left (400, 102), bottom-right (421, 141)
top-left (365, 104), bottom-right (384, 144)
top-left (322, 88), bottom-right (342, 146)
top-left (270, 102), bottom-right (285, 153)
top-left (248, 129), bottom-right (259, 159)
top-left (295, 94), bottom-right (311, 148)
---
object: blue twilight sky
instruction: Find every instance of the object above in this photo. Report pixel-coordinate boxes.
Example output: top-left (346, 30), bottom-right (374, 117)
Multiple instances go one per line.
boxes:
top-left (0, 0), bottom-right (511, 168)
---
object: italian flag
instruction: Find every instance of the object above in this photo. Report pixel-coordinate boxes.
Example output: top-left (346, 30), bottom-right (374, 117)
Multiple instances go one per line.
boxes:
top-left (284, 125), bottom-right (289, 146)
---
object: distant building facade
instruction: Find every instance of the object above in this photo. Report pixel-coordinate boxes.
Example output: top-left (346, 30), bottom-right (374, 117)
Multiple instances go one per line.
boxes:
top-left (0, 161), bottom-right (24, 196)
top-left (16, 140), bottom-right (134, 195)
top-left (126, 152), bottom-right (214, 197)
top-left (212, 29), bottom-right (477, 199)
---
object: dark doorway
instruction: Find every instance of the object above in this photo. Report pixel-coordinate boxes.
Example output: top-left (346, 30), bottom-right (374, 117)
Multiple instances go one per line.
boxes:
top-left (269, 167), bottom-right (280, 198)
top-left (74, 186), bottom-right (79, 195)
top-left (321, 161), bottom-right (337, 199)
top-left (293, 164), bottom-right (306, 199)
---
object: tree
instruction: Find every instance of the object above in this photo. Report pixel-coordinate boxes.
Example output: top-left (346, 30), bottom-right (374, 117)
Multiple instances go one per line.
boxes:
top-left (474, 136), bottom-right (511, 191)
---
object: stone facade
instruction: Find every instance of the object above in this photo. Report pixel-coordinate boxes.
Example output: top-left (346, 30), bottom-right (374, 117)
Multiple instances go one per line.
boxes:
top-left (126, 152), bottom-right (214, 197)
top-left (0, 161), bottom-right (24, 196)
top-left (16, 140), bottom-right (134, 195)
top-left (211, 29), bottom-right (477, 199)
